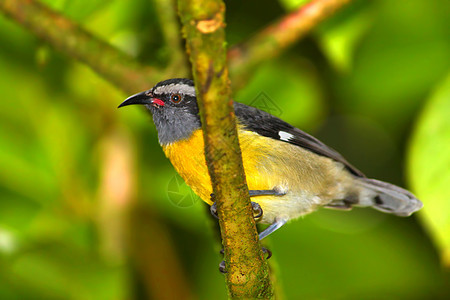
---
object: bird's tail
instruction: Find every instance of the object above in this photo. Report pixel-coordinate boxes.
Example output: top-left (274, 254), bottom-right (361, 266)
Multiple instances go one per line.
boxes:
top-left (354, 178), bottom-right (422, 216)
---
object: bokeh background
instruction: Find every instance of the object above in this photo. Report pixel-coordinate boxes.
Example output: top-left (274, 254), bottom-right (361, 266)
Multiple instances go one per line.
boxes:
top-left (1, 0), bottom-right (449, 299)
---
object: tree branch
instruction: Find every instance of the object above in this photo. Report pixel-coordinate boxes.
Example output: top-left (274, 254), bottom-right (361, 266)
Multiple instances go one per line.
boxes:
top-left (0, 0), bottom-right (351, 94)
top-left (0, 0), bottom-right (352, 297)
top-left (228, 0), bottom-right (352, 90)
top-left (178, 0), bottom-right (273, 298)
top-left (0, 0), bottom-right (165, 94)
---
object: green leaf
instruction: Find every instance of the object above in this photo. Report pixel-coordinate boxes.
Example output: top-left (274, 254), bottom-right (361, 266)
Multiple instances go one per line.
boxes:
top-left (334, 0), bottom-right (450, 135)
top-left (408, 73), bottom-right (450, 268)
top-left (278, 0), bottom-right (311, 11)
top-left (315, 10), bottom-right (373, 73)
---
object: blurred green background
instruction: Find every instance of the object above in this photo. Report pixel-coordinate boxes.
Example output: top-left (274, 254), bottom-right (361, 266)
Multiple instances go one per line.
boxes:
top-left (0, 0), bottom-right (449, 299)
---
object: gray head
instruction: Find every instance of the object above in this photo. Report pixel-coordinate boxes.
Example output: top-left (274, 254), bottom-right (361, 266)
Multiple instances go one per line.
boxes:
top-left (118, 78), bottom-right (201, 145)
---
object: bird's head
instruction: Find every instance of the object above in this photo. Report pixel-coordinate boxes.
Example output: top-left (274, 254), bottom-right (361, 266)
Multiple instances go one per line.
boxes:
top-left (118, 78), bottom-right (201, 145)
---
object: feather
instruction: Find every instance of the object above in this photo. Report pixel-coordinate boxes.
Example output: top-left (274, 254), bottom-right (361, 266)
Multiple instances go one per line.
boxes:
top-left (234, 102), bottom-right (364, 177)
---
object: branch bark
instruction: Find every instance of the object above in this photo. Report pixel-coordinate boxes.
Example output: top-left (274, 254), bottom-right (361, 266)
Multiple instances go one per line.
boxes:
top-left (228, 0), bottom-right (351, 90)
top-left (177, 1), bottom-right (273, 298)
top-left (0, 0), bottom-right (166, 94)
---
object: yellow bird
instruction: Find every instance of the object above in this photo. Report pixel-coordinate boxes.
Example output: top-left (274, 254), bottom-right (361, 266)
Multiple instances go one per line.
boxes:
top-left (119, 78), bottom-right (422, 240)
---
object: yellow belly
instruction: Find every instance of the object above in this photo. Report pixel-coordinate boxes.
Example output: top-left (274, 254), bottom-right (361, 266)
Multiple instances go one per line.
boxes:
top-left (162, 126), bottom-right (352, 223)
top-left (162, 127), bottom-right (276, 205)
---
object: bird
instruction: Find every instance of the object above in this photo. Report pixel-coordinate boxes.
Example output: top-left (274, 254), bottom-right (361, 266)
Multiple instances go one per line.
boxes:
top-left (118, 78), bottom-right (422, 240)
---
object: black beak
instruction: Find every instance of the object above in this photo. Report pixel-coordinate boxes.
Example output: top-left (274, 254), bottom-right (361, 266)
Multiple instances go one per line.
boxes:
top-left (118, 91), bottom-right (152, 108)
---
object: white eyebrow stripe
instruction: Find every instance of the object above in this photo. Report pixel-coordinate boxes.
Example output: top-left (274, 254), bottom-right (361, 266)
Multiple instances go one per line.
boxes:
top-left (278, 131), bottom-right (294, 141)
top-left (153, 83), bottom-right (196, 97)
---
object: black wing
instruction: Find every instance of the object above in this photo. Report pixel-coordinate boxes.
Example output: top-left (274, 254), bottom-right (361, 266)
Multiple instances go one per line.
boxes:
top-left (234, 102), bottom-right (365, 177)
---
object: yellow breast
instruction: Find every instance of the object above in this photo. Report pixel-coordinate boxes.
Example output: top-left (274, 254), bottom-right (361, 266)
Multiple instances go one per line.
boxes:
top-left (162, 129), bottom-right (213, 203)
top-left (161, 126), bottom-right (276, 205)
top-left (161, 125), bottom-right (348, 213)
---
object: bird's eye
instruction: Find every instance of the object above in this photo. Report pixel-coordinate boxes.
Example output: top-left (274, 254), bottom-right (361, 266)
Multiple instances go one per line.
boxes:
top-left (170, 93), bottom-right (182, 103)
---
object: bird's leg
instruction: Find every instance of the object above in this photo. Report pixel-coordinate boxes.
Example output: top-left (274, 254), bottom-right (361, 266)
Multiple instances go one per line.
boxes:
top-left (258, 218), bottom-right (288, 240)
top-left (249, 189), bottom-right (286, 197)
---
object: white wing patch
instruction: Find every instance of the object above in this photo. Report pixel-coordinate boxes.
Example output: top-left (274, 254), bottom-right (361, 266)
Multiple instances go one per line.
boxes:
top-left (278, 131), bottom-right (294, 142)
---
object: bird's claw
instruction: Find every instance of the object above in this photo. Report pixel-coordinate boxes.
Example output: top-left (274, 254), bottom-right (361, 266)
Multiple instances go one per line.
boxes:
top-left (219, 260), bottom-right (227, 273)
top-left (210, 202), bottom-right (219, 219)
top-left (251, 201), bottom-right (263, 219)
top-left (262, 247), bottom-right (272, 259)
top-left (218, 246), bottom-right (271, 273)
top-left (210, 200), bottom-right (263, 221)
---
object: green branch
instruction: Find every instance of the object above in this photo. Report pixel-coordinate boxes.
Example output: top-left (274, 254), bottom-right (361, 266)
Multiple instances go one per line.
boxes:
top-left (228, 0), bottom-right (351, 90)
top-left (0, 0), bottom-right (351, 95)
top-left (178, 0), bottom-right (273, 298)
top-left (0, 0), bottom-right (165, 94)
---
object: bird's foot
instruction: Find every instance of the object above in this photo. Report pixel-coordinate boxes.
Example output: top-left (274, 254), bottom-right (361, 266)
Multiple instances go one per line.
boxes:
top-left (262, 247), bottom-right (272, 259)
top-left (219, 260), bottom-right (227, 273)
top-left (251, 201), bottom-right (263, 220)
top-left (210, 197), bottom-right (219, 219)
top-left (218, 246), bottom-right (272, 273)
top-left (210, 195), bottom-right (263, 220)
